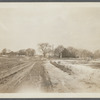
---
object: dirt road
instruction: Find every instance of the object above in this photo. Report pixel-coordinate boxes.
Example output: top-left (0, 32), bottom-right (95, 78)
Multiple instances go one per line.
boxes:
top-left (0, 58), bottom-right (100, 93)
top-left (0, 58), bottom-right (53, 93)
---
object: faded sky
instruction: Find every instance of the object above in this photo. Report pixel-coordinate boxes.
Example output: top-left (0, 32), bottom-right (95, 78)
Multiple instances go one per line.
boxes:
top-left (0, 3), bottom-right (100, 52)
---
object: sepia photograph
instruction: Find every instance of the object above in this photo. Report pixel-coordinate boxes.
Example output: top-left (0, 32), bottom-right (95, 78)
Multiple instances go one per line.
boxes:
top-left (0, 2), bottom-right (100, 96)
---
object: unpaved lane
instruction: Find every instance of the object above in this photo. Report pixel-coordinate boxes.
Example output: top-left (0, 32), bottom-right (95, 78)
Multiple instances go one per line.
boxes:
top-left (16, 60), bottom-right (53, 93)
top-left (1, 58), bottom-right (100, 93)
top-left (0, 59), bottom-right (53, 93)
top-left (0, 61), bottom-right (36, 92)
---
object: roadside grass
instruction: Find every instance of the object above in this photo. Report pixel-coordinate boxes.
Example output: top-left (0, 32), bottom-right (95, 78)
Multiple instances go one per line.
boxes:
top-left (0, 56), bottom-right (28, 73)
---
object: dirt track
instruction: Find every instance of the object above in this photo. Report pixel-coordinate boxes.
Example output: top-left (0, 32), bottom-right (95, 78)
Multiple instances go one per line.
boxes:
top-left (0, 58), bottom-right (53, 93)
top-left (0, 57), bottom-right (100, 93)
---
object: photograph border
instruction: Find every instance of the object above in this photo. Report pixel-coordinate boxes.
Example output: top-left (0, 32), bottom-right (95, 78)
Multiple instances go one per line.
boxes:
top-left (0, 1), bottom-right (100, 99)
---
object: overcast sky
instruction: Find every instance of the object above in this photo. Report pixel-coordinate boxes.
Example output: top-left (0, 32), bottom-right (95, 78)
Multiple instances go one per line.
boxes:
top-left (0, 3), bottom-right (100, 52)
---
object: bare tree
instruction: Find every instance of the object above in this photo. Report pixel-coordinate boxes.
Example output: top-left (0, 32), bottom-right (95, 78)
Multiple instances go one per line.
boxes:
top-left (77, 49), bottom-right (93, 59)
top-left (2, 48), bottom-right (7, 55)
top-left (54, 45), bottom-right (64, 58)
top-left (62, 48), bottom-right (71, 58)
top-left (8, 51), bottom-right (16, 57)
top-left (67, 47), bottom-right (78, 58)
top-left (26, 48), bottom-right (35, 56)
top-left (38, 43), bottom-right (51, 57)
top-left (18, 49), bottom-right (26, 56)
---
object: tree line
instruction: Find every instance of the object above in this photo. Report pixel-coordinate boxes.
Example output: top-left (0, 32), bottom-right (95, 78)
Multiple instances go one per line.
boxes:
top-left (38, 43), bottom-right (100, 59)
top-left (0, 43), bottom-right (100, 59)
top-left (0, 48), bottom-right (35, 57)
